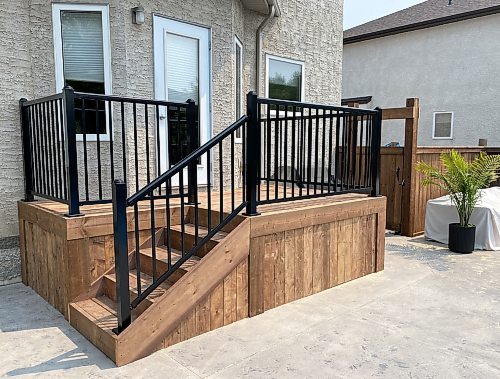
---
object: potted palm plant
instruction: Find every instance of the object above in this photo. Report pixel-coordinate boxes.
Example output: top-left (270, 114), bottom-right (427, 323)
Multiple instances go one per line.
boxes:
top-left (416, 151), bottom-right (500, 254)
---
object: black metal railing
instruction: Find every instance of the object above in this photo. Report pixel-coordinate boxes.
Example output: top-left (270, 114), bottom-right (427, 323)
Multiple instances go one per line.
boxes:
top-left (20, 89), bottom-right (382, 333)
top-left (20, 86), bottom-right (196, 215)
top-left (244, 94), bottom-right (382, 212)
top-left (112, 116), bottom-right (247, 332)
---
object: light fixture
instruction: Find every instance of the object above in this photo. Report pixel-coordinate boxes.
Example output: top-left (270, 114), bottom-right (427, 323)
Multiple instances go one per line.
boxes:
top-left (132, 6), bottom-right (145, 25)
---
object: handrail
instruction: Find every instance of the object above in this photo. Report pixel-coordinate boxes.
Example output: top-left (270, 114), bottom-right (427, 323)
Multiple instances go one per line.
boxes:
top-left (127, 115), bottom-right (248, 205)
top-left (22, 93), bottom-right (64, 107)
top-left (74, 91), bottom-right (190, 108)
top-left (257, 96), bottom-right (379, 115)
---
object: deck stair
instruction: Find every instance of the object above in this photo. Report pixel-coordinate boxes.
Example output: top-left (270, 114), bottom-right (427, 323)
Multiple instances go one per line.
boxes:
top-left (69, 206), bottom-right (249, 365)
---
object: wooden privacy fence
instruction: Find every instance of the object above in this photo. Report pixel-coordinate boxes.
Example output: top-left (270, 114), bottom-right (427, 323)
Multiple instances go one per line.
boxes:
top-left (371, 98), bottom-right (500, 237)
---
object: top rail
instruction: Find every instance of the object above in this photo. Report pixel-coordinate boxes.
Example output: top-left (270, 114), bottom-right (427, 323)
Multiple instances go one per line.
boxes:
top-left (23, 93), bottom-right (64, 107)
top-left (74, 92), bottom-right (190, 108)
top-left (257, 96), bottom-right (379, 115)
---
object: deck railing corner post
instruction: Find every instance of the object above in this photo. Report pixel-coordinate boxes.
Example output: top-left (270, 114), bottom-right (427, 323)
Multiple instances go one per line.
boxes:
top-left (370, 107), bottom-right (383, 197)
top-left (112, 179), bottom-right (131, 334)
top-left (62, 86), bottom-right (82, 216)
top-left (244, 91), bottom-right (260, 216)
top-left (186, 99), bottom-right (198, 204)
top-left (20, 97), bottom-right (35, 202)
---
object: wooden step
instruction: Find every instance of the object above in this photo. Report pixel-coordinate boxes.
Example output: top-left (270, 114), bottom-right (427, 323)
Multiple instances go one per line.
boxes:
top-left (69, 297), bottom-right (118, 361)
top-left (104, 271), bottom-right (170, 306)
top-left (169, 223), bottom-right (227, 257)
top-left (139, 246), bottom-right (201, 284)
top-left (186, 207), bottom-right (243, 232)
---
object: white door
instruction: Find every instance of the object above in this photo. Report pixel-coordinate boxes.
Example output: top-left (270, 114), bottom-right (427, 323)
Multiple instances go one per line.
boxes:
top-left (153, 16), bottom-right (211, 186)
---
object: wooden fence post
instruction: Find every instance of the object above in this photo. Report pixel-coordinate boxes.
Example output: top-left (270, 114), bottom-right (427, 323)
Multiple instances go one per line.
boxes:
top-left (400, 98), bottom-right (420, 237)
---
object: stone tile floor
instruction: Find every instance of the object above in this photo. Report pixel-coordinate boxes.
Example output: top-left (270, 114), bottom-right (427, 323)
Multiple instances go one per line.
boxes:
top-left (1, 234), bottom-right (499, 378)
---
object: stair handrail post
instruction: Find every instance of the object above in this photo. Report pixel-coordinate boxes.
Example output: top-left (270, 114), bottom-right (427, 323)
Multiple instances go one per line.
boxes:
top-left (186, 99), bottom-right (198, 204)
top-left (20, 98), bottom-right (35, 202)
top-left (62, 85), bottom-right (82, 216)
top-left (244, 91), bottom-right (261, 216)
top-left (370, 107), bottom-right (383, 197)
top-left (112, 179), bottom-right (131, 333)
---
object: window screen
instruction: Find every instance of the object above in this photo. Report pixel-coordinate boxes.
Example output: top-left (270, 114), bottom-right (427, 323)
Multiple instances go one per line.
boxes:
top-left (267, 58), bottom-right (303, 102)
top-left (434, 113), bottom-right (453, 138)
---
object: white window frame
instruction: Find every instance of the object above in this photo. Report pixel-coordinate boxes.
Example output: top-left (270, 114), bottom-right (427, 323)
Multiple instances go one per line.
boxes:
top-left (432, 111), bottom-right (454, 140)
top-left (234, 36), bottom-right (243, 143)
top-left (265, 54), bottom-right (305, 103)
top-left (52, 3), bottom-right (112, 141)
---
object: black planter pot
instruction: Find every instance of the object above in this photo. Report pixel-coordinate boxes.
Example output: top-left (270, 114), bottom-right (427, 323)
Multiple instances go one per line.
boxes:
top-left (448, 223), bottom-right (476, 254)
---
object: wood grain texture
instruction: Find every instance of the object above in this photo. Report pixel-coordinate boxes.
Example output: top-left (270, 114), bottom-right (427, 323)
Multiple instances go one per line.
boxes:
top-left (248, 196), bottom-right (385, 316)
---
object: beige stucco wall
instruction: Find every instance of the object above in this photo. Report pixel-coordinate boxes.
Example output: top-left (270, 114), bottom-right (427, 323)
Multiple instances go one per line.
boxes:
top-left (0, 0), bottom-right (343, 244)
top-left (343, 14), bottom-right (500, 147)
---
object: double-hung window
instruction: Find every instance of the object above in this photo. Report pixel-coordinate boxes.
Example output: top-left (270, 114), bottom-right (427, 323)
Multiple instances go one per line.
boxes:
top-left (52, 4), bottom-right (112, 139)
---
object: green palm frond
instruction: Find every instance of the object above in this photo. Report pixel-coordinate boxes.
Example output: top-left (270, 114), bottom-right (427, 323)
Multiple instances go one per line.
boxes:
top-left (416, 151), bottom-right (500, 227)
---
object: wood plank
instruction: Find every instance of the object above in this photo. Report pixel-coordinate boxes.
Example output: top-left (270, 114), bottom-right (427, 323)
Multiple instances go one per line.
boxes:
top-left (236, 259), bottom-right (248, 320)
top-left (382, 106), bottom-right (415, 120)
top-left (328, 221), bottom-right (339, 287)
top-left (195, 296), bottom-right (211, 336)
top-left (312, 224), bottom-right (325, 294)
top-left (263, 234), bottom-right (276, 311)
top-left (249, 236), bottom-right (264, 317)
top-left (283, 230), bottom-right (295, 303)
top-left (223, 268), bottom-right (237, 326)
top-left (294, 228), bottom-right (305, 300)
top-left (274, 232), bottom-right (285, 307)
top-left (210, 282), bottom-right (224, 329)
top-left (303, 226), bottom-right (313, 297)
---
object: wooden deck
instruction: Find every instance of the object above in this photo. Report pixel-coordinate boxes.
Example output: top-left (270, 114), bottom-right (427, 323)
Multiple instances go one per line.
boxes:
top-left (19, 186), bottom-right (386, 364)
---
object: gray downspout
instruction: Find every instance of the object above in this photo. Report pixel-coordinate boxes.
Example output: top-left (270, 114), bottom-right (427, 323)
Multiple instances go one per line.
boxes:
top-left (256, 3), bottom-right (277, 96)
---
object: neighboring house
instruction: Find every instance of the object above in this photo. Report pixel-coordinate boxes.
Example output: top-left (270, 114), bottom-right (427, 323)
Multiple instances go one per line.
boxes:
top-left (342, 0), bottom-right (500, 147)
top-left (0, 0), bottom-right (343, 283)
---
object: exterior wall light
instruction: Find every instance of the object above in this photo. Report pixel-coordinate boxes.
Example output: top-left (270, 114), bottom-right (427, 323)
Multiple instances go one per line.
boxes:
top-left (132, 6), bottom-right (145, 25)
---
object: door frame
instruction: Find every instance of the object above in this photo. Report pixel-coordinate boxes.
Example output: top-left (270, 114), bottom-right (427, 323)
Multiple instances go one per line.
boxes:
top-left (153, 14), bottom-right (212, 183)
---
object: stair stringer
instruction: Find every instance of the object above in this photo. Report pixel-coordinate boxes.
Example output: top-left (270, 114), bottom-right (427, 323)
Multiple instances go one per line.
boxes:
top-left (114, 218), bottom-right (251, 366)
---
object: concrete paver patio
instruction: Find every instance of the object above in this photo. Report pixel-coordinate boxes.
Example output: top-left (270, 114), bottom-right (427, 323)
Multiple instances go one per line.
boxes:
top-left (1, 235), bottom-right (499, 378)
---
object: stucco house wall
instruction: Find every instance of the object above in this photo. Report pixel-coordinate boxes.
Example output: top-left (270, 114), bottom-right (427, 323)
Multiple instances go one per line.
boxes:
top-left (342, 14), bottom-right (500, 147)
top-left (0, 0), bottom-right (343, 282)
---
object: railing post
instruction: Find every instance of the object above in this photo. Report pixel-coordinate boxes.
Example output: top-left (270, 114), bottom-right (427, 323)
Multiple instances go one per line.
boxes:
top-left (62, 85), bottom-right (82, 216)
top-left (370, 108), bottom-right (383, 197)
top-left (186, 99), bottom-right (198, 204)
top-left (20, 98), bottom-right (35, 202)
top-left (244, 91), bottom-right (260, 216)
top-left (112, 179), bottom-right (131, 334)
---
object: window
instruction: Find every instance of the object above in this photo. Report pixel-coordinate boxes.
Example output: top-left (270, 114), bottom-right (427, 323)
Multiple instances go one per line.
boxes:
top-left (265, 55), bottom-right (304, 102)
top-left (433, 112), bottom-right (454, 139)
top-left (235, 37), bottom-right (243, 141)
top-left (52, 4), bottom-right (112, 139)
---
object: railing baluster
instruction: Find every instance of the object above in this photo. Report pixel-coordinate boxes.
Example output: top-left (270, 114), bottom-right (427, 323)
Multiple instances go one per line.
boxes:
top-left (150, 189), bottom-right (157, 281)
top-left (121, 101), bottom-right (127, 186)
top-left (134, 204), bottom-right (141, 295)
top-left (291, 106), bottom-right (296, 198)
top-left (207, 153), bottom-right (212, 232)
top-left (321, 109), bottom-right (326, 194)
top-left (133, 102), bottom-right (139, 192)
top-left (54, 100), bottom-right (64, 199)
top-left (219, 141), bottom-right (224, 222)
top-left (82, 98), bottom-right (89, 202)
top-left (179, 173), bottom-right (186, 256)
top-left (145, 104), bottom-right (151, 187)
top-left (231, 132), bottom-right (235, 211)
top-left (314, 107), bottom-right (319, 195)
top-left (109, 100), bottom-right (115, 182)
top-left (96, 99), bottom-right (103, 200)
